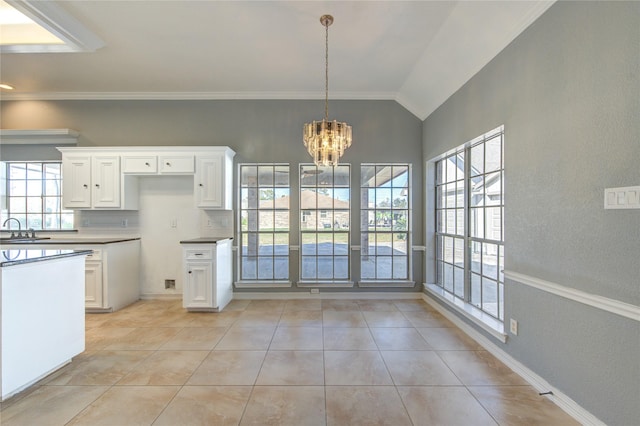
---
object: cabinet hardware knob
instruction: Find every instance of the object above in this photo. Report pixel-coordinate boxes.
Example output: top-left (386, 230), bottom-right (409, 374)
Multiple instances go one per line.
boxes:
top-left (83, 184), bottom-right (88, 188)
top-left (199, 183), bottom-right (203, 187)
top-left (188, 271), bottom-right (192, 274)
top-left (145, 162), bottom-right (150, 166)
top-left (95, 184), bottom-right (100, 188)
top-left (166, 162), bottom-right (171, 166)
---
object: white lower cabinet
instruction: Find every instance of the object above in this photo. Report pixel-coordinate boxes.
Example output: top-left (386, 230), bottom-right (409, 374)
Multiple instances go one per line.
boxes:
top-left (20, 240), bottom-right (140, 312)
top-left (84, 259), bottom-right (103, 309)
top-left (181, 239), bottom-right (232, 311)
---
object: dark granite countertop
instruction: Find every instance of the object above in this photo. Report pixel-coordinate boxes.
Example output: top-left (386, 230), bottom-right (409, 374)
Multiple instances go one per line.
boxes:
top-left (0, 249), bottom-right (93, 268)
top-left (0, 237), bottom-right (141, 246)
top-left (179, 237), bottom-right (233, 244)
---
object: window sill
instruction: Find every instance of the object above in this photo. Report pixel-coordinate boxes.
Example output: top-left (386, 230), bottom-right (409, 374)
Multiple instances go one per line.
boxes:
top-left (297, 281), bottom-right (355, 288)
top-left (358, 280), bottom-right (416, 288)
top-left (234, 281), bottom-right (292, 289)
top-left (424, 283), bottom-right (507, 343)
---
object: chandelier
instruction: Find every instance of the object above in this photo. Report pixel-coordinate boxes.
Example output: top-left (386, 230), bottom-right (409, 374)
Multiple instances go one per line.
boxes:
top-left (303, 14), bottom-right (352, 167)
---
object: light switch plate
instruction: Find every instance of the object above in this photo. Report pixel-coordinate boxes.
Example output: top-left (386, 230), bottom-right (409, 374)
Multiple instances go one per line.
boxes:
top-left (604, 186), bottom-right (640, 209)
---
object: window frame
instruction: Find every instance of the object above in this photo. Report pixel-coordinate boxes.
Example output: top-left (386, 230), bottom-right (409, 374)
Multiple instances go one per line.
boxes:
top-left (359, 163), bottom-right (414, 287)
top-left (2, 161), bottom-right (74, 231)
top-left (434, 126), bottom-right (505, 322)
top-left (298, 163), bottom-right (352, 286)
top-left (236, 163), bottom-right (291, 288)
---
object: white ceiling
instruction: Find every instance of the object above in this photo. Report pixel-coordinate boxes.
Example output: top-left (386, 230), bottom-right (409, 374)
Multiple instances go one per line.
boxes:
top-left (0, 1), bottom-right (555, 120)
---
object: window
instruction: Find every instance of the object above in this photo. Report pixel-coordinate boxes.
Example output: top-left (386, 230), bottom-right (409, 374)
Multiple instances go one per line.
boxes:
top-left (361, 164), bottom-right (411, 281)
top-left (239, 164), bottom-right (290, 281)
top-left (300, 164), bottom-right (350, 282)
top-left (435, 126), bottom-right (505, 320)
top-left (2, 162), bottom-right (73, 230)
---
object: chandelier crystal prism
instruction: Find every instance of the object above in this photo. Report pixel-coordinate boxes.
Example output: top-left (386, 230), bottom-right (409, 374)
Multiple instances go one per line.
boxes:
top-left (303, 14), bottom-right (352, 167)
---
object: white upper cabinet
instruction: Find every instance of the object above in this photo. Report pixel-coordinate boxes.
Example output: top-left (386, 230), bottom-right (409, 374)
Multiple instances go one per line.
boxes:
top-left (61, 154), bottom-right (92, 208)
top-left (92, 155), bottom-right (121, 208)
top-left (59, 146), bottom-right (234, 210)
top-left (194, 148), bottom-right (234, 210)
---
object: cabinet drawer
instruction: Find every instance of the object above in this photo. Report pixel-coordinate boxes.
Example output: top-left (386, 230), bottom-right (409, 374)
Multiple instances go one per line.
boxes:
top-left (122, 156), bottom-right (158, 174)
top-left (82, 248), bottom-right (102, 261)
top-left (159, 155), bottom-right (194, 174)
top-left (184, 247), bottom-right (213, 260)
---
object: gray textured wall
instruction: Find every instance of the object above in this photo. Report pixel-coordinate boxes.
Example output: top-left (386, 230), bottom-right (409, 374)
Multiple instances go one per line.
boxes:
top-left (423, 2), bottom-right (639, 425)
top-left (0, 99), bottom-right (424, 289)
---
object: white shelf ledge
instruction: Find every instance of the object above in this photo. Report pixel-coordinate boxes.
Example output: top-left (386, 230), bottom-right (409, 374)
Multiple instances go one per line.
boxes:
top-left (0, 129), bottom-right (79, 145)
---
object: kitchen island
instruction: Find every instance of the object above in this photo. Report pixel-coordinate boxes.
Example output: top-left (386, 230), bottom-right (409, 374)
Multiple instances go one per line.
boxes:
top-left (1, 237), bottom-right (141, 312)
top-left (0, 249), bottom-right (90, 401)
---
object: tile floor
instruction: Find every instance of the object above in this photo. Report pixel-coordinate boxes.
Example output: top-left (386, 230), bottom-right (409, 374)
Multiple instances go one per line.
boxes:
top-left (0, 298), bottom-right (579, 425)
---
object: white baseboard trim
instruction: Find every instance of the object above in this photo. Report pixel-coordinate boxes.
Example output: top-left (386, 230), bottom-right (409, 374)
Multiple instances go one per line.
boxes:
top-left (139, 293), bottom-right (182, 300)
top-left (233, 292), bottom-right (423, 300)
top-left (504, 270), bottom-right (640, 322)
top-left (422, 293), bottom-right (605, 426)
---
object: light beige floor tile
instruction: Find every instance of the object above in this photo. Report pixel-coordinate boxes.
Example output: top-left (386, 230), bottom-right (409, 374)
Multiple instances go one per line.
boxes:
top-left (84, 314), bottom-right (109, 329)
top-left (402, 310), bottom-right (453, 328)
top-left (224, 299), bottom-right (252, 311)
top-left (185, 311), bottom-right (242, 327)
top-left (323, 310), bottom-right (368, 327)
top-left (152, 310), bottom-right (202, 327)
top-left (417, 327), bottom-right (483, 350)
top-left (245, 300), bottom-right (286, 312)
top-left (362, 311), bottom-right (413, 327)
top-left (283, 299), bottom-right (322, 311)
top-left (256, 350), bottom-right (324, 385)
top-left (240, 386), bottom-right (325, 426)
top-left (381, 350), bottom-right (462, 385)
top-left (392, 299), bottom-right (431, 312)
top-left (187, 351), bottom-right (266, 385)
top-left (325, 386), bottom-right (412, 426)
top-left (439, 350), bottom-right (528, 386)
top-left (84, 326), bottom-right (136, 350)
top-left (323, 327), bottom-right (377, 350)
top-left (44, 350), bottom-right (151, 385)
top-left (0, 385), bottom-right (108, 426)
top-left (357, 300), bottom-right (399, 311)
top-left (270, 327), bottom-right (324, 350)
top-left (235, 311), bottom-right (283, 327)
top-left (215, 326), bottom-right (275, 350)
top-left (370, 327), bottom-right (431, 350)
top-left (66, 386), bottom-right (179, 426)
top-left (324, 351), bottom-right (393, 385)
top-left (398, 386), bottom-right (498, 426)
top-left (278, 310), bottom-right (323, 327)
top-left (159, 327), bottom-right (227, 350)
top-left (154, 386), bottom-right (252, 426)
top-left (321, 299), bottom-right (361, 311)
top-left (468, 385), bottom-right (581, 425)
top-left (117, 350), bottom-right (208, 385)
top-left (103, 327), bottom-right (181, 350)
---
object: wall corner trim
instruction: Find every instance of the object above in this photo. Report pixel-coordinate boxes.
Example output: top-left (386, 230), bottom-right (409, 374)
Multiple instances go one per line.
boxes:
top-left (421, 293), bottom-right (606, 426)
top-left (504, 270), bottom-right (640, 322)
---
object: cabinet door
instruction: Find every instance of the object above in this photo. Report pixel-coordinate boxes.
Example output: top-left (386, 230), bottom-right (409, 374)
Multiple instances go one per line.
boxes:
top-left (195, 156), bottom-right (223, 208)
top-left (92, 156), bottom-right (121, 208)
top-left (183, 261), bottom-right (213, 308)
top-left (84, 261), bottom-right (104, 309)
top-left (62, 155), bottom-right (92, 208)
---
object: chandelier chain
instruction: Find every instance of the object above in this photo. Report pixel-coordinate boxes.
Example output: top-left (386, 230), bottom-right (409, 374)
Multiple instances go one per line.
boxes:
top-left (324, 18), bottom-right (329, 121)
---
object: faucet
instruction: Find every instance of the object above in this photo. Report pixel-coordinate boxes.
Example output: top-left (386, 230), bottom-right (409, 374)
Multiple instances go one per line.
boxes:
top-left (2, 218), bottom-right (23, 238)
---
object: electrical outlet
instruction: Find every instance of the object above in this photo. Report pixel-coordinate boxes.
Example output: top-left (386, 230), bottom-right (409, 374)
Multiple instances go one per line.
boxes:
top-left (121, 219), bottom-right (128, 228)
top-left (510, 318), bottom-right (518, 335)
top-left (310, 288), bottom-right (320, 294)
top-left (170, 218), bottom-right (177, 228)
